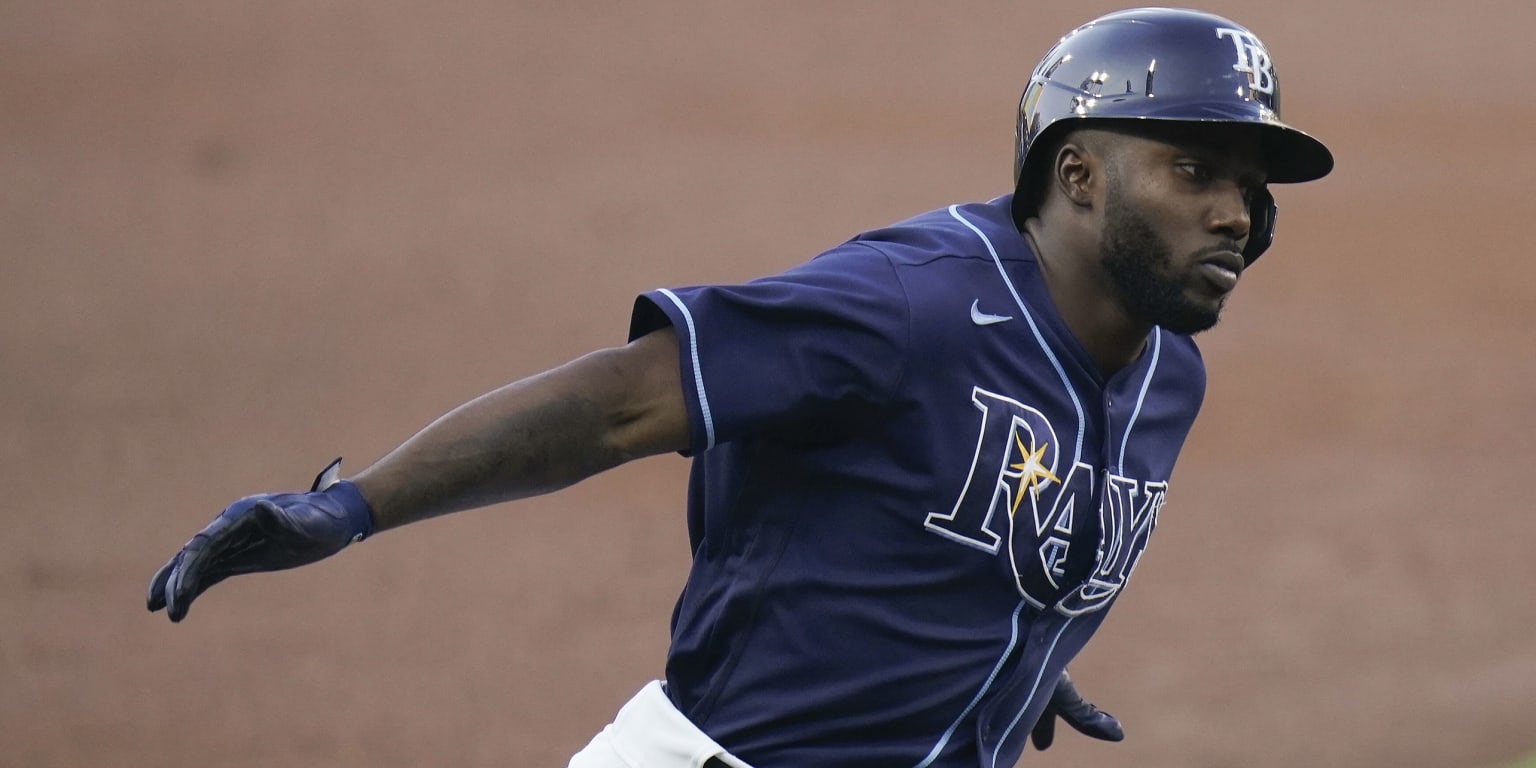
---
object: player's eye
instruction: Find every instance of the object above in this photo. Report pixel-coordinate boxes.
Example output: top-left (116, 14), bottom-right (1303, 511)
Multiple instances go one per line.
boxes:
top-left (1239, 174), bottom-right (1268, 205)
top-left (1176, 160), bottom-right (1211, 183)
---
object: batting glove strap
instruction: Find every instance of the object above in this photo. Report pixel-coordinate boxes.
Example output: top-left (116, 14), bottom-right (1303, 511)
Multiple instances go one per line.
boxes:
top-left (324, 479), bottom-right (375, 543)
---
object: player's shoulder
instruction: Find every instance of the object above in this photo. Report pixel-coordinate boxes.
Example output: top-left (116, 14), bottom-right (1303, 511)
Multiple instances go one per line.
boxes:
top-left (1152, 328), bottom-right (1209, 396)
top-left (1163, 328), bottom-right (1206, 362)
top-left (843, 194), bottom-right (1028, 269)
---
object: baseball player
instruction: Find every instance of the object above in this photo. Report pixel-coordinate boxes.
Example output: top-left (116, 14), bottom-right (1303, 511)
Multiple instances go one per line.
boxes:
top-left (147, 8), bottom-right (1332, 767)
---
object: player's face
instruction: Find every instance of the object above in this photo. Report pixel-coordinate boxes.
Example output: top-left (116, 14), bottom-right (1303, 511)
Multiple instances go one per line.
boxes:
top-left (1097, 124), bottom-right (1266, 335)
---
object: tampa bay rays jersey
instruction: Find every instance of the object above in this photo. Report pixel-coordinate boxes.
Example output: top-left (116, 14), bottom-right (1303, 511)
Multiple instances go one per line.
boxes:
top-left (628, 194), bottom-right (1206, 767)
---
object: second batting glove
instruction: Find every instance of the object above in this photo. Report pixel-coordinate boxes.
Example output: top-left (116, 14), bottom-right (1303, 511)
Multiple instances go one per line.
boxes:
top-left (146, 458), bottom-right (374, 622)
top-left (1030, 670), bottom-right (1125, 750)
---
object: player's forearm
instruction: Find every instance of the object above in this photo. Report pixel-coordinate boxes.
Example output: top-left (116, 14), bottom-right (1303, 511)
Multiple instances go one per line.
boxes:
top-left (352, 331), bottom-right (686, 531)
top-left (353, 376), bottom-right (621, 531)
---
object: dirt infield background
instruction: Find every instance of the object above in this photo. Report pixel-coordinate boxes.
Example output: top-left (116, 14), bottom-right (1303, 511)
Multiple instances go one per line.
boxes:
top-left (4, 2), bottom-right (1534, 766)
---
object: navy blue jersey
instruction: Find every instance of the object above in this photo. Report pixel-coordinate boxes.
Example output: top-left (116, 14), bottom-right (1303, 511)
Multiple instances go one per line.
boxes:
top-left (628, 194), bottom-right (1206, 767)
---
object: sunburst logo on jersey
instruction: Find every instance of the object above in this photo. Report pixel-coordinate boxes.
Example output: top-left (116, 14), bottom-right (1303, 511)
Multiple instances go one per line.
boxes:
top-left (1007, 432), bottom-right (1059, 517)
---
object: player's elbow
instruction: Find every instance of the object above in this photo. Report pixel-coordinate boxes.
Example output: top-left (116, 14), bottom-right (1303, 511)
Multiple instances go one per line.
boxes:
top-left (581, 329), bottom-right (690, 462)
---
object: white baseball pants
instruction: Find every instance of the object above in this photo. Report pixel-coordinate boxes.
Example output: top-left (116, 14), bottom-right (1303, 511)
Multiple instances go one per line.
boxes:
top-left (567, 680), bottom-right (755, 768)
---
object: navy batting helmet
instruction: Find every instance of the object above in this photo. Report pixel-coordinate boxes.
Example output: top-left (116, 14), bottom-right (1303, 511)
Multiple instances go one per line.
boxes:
top-left (1013, 7), bottom-right (1333, 262)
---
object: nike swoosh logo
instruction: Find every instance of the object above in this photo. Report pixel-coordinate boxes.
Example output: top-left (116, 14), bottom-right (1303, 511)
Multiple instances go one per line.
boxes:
top-left (970, 299), bottom-right (1014, 326)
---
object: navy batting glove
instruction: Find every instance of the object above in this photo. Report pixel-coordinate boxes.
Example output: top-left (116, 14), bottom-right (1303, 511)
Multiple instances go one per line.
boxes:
top-left (1030, 671), bottom-right (1125, 750)
top-left (147, 458), bottom-right (374, 623)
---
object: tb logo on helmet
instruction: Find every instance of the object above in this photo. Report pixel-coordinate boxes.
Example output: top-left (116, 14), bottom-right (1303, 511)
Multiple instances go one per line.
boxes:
top-left (1215, 27), bottom-right (1276, 96)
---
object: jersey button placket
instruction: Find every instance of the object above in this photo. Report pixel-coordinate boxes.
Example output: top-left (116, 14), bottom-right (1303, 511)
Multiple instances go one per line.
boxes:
top-left (1101, 395), bottom-right (1115, 471)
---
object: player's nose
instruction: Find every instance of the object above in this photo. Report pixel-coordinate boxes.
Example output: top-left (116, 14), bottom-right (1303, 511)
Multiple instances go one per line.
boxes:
top-left (1207, 181), bottom-right (1252, 243)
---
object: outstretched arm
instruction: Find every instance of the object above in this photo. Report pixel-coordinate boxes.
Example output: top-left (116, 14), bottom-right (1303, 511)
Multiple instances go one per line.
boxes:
top-left (148, 327), bottom-right (687, 621)
top-left (356, 326), bottom-right (687, 531)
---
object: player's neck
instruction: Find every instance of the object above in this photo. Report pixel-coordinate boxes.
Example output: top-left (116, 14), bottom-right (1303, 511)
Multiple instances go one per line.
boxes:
top-left (1023, 224), bottom-right (1151, 378)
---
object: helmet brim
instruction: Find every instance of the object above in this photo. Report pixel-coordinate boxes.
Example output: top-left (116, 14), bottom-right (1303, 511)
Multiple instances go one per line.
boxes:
top-left (1258, 123), bottom-right (1334, 184)
top-left (1080, 111), bottom-right (1334, 184)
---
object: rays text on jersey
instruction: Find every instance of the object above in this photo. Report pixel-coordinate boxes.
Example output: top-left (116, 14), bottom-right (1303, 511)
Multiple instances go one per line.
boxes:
top-left (924, 387), bottom-right (1166, 616)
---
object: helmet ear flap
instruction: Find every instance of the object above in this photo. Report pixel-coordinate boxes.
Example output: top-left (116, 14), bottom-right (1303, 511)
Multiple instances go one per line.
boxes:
top-left (1243, 187), bottom-right (1277, 264)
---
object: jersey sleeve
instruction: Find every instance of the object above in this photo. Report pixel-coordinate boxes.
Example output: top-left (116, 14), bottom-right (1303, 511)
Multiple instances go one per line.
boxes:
top-left (629, 243), bottom-right (911, 454)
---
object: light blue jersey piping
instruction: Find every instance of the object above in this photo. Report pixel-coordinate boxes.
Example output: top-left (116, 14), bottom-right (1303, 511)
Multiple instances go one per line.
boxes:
top-left (912, 601), bottom-right (1028, 768)
top-left (1117, 329), bottom-right (1162, 474)
top-left (988, 616), bottom-right (1077, 768)
top-left (657, 288), bottom-right (716, 451)
top-left (912, 206), bottom-right (1089, 767)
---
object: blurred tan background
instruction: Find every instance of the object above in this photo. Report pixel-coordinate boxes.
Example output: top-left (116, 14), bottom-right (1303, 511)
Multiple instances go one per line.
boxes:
top-left (4, 1), bottom-right (1534, 766)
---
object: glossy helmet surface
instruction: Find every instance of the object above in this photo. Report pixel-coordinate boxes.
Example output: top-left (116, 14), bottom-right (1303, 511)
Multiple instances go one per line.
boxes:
top-left (1013, 7), bottom-right (1334, 262)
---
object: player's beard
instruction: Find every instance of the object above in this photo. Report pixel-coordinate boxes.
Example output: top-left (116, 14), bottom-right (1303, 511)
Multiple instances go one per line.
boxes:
top-left (1099, 182), bottom-right (1223, 335)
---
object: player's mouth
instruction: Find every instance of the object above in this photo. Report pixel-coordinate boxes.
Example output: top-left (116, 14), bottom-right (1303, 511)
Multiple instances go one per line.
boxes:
top-left (1194, 249), bottom-right (1244, 293)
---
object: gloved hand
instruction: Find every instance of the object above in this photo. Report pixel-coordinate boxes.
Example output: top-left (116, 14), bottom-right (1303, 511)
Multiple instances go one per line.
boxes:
top-left (147, 458), bottom-right (374, 622)
top-left (1030, 670), bottom-right (1125, 750)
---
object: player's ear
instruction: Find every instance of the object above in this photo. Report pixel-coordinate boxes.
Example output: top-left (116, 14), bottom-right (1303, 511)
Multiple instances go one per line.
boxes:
top-left (1051, 137), bottom-right (1098, 208)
